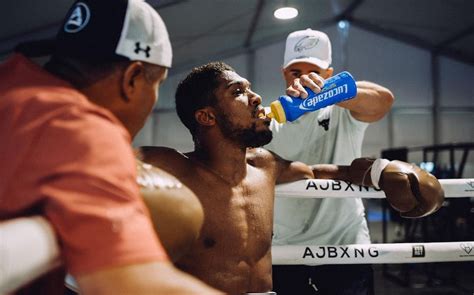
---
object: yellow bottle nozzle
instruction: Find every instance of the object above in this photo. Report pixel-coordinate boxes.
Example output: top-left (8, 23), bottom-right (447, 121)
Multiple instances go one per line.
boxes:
top-left (269, 100), bottom-right (287, 123)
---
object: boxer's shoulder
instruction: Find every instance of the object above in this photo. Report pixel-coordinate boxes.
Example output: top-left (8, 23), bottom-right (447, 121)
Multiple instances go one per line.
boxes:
top-left (136, 158), bottom-right (184, 190)
top-left (139, 146), bottom-right (186, 165)
top-left (246, 148), bottom-right (277, 168)
top-left (138, 146), bottom-right (196, 180)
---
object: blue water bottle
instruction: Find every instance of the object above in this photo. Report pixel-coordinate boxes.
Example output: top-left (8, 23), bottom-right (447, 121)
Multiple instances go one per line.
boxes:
top-left (268, 71), bottom-right (357, 123)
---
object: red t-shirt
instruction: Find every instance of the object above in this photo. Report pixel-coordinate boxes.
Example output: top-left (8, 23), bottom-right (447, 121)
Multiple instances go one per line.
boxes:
top-left (0, 54), bottom-right (168, 275)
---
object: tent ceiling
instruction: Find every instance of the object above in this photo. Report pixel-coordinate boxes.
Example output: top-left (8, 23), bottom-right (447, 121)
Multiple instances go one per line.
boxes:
top-left (1, 0), bottom-right (473, 71)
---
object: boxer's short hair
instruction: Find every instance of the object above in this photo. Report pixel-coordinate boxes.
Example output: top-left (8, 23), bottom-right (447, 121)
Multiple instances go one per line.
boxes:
top-left (52, 0), bottom-right (172, 68)
top-left (175, 62), bottom-right (235, 137)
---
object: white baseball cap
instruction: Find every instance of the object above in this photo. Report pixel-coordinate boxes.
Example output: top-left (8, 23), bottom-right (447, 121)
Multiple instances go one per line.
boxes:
top-left (55, 0), bottom-right (172, 68)
top-left (283, 29), bottom-right (332, 69)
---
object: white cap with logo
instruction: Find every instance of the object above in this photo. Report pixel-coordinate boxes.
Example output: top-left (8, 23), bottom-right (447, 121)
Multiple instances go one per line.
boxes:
top-left (283, 29), bottom-right (332, 69)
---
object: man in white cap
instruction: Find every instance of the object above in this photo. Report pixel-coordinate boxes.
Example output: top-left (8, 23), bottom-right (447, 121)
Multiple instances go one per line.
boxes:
top-left (265, 29), bottom-right (394, 294)
top-left (0, 0), bottom-right (218, 293)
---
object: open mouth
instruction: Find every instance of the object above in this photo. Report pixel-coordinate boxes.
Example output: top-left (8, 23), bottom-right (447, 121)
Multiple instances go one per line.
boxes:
top-left (255, 107), bottom-right (267, 119)
top-left (253, 107), bottom-right (271, 127)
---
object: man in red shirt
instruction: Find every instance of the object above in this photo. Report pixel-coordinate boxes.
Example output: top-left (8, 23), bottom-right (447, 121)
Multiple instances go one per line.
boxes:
top-left (0, 0), bottom-right (218, 294)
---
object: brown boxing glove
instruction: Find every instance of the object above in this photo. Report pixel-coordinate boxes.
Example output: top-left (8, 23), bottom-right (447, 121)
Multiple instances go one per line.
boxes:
top-left (349, 158), bottom-right (445, 218)
top-left (136, 159), bottom-right (204, 262)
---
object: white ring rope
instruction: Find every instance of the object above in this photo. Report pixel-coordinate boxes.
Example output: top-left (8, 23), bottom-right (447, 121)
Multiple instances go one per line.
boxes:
top-left (1, 178), bottom-right (472, 292)
top-left (276, 178), bottom-right (474, 198)
top-left (272, 241), bottom-right (474, 265)
top-left (0, 217), bottom-right (61, 294)
top-left (58, 240), bottom-right (474, 294)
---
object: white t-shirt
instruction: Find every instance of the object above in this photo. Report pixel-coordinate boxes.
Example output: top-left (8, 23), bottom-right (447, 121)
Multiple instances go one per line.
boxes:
top-left (265, 105), bottom-right (371, 246)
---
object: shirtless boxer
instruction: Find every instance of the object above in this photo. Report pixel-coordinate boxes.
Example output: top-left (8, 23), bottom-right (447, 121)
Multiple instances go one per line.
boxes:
top-left (140, 62), bottom-right (444, 294)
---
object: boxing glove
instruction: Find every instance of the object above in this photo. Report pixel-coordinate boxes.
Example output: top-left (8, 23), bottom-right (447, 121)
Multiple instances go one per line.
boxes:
top-left (136, 159), bottom-right (204, 261)
top-left (348, 158), bottom-right (444, 218)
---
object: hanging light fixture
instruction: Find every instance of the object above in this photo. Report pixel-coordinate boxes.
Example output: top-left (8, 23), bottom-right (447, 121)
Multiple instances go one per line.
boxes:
top-left (274, 1), bottom-right (298, 20)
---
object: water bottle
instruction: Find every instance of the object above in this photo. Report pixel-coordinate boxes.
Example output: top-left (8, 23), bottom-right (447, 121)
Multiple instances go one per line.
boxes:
top-left (267, 71), bottom-right (357, 123)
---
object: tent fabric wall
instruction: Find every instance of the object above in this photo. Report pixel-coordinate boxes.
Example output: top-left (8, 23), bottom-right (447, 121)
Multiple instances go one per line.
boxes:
top-left (133, 24), bottom-right (473, 176)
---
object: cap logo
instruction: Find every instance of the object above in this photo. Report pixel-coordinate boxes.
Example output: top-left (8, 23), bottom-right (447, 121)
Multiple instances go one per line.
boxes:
top-left (294, 36), bottom-right (319, 53)
top-left (64, 2), bottom-right (90, 33)
top-left (134, 42), bottom-right (151, 58)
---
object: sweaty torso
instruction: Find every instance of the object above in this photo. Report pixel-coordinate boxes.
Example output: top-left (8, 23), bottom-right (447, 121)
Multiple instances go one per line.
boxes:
top-left (141, 147), bottom-right (276, 294)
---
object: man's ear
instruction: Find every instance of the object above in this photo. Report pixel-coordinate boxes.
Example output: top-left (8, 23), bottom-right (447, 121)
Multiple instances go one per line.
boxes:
top-left (195, 108), bottom-right (216, 127)
top-left (121, 61), bottom-right (145, 102)
top-left (323, 67), bottom-right (334, 79)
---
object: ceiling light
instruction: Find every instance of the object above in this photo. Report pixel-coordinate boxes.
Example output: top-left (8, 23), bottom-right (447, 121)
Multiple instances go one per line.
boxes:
top-left (274, 7), bottom-right (298, 20)
top-left (338, 20), bottom-right (348, 29)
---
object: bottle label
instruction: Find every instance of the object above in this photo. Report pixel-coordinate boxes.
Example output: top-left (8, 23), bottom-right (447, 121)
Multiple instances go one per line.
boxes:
top-left (299, 84), bottom-right (349, 110)
top-left (275, 71), bottom-right (357, 122)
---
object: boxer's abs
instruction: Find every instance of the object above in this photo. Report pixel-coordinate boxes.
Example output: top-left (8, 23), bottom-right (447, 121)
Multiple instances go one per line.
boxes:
top-left (178, 245), bottom-right (273, 294)
top-left (177, 176), bottom-right (275, 293)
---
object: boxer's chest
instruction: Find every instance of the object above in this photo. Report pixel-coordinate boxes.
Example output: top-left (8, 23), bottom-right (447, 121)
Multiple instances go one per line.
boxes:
top-left (187, 166), bottom-right (275, 257)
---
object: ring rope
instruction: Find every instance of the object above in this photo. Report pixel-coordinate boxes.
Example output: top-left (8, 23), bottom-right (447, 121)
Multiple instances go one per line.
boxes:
top-left (276, 178), bottom-right (474, 198)
top-left (2, 178), bottom-right (473, 292)
top-left (64, 241), bottom-right (474, 292)
top-left (272, 241), bottom-right (474, 265)
top-left (0, 217), bottom-right (61, 294)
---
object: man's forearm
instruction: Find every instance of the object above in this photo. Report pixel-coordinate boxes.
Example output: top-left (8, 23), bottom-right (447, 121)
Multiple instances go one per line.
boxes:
top-left (77, 261), bottom-right (221, 295)
top-left (310, 159), bottom-right (373, 186)
top-left (337, 81), bottom-right (394, 122)
top-left (310, 164), bottom-right (351, 181)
